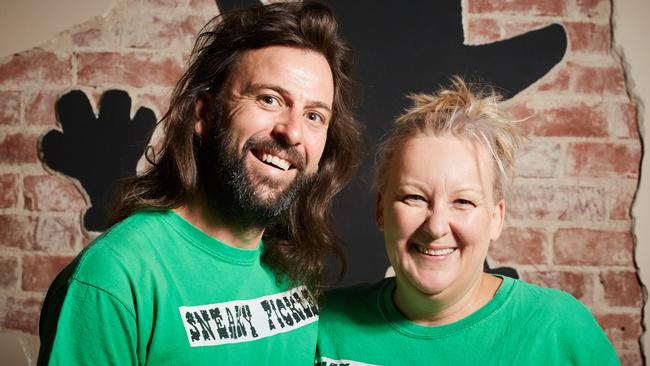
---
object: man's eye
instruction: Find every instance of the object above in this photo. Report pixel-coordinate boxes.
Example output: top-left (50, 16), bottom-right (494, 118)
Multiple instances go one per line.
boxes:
top-left (259, 95), bottom-right (280, 106)
top-left (306, 111), bottom-right (325, 124)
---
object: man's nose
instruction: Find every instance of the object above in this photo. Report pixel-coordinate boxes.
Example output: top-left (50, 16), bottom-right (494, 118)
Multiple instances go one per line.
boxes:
top-left (272, 108), bottom-right (304, 146)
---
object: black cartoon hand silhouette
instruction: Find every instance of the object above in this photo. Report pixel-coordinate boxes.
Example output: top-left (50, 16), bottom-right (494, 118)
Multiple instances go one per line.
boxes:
top-left (41, 90), bottom-right (156, 232)
top-left (218, 0), bottom-right (566, 284)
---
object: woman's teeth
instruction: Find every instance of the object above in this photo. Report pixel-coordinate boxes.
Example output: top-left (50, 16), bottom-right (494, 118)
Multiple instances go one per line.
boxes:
top-left (261, 153), bottom-right (290, 171)
top-left (415, 246), bottom-right (456, 257)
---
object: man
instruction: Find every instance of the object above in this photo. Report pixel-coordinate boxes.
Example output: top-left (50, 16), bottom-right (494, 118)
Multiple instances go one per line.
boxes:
top-left (38, 2), bottom-right (362, 364)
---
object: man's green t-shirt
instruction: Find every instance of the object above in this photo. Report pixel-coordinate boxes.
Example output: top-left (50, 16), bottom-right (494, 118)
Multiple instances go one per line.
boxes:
top-left (317, 276), bottom-right (619, 366)
top-left (39, 210), bottom-right (318, 365)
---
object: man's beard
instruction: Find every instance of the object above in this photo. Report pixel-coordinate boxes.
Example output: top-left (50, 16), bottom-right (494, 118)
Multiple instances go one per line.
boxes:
top-left (198, 125), bottom-right (316, 230)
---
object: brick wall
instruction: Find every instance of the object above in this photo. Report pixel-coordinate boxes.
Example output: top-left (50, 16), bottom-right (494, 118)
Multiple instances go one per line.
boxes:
top-left (0, 0), bottom-right (644, 364)
top-left (464, 0), bottom-right (644, 364)
top-left (0, 0), bottom-right (216, 360)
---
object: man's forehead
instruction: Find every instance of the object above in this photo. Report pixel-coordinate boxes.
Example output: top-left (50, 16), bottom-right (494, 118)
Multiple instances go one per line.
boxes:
top-left (230, 45), bottom-right (334, 105)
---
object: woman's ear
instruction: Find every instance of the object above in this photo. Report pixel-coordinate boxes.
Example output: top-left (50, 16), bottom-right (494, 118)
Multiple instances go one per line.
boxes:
top-left (376, 193), bottom-right (384, 231)
top-left (490, 199), bottom-right (506, 241)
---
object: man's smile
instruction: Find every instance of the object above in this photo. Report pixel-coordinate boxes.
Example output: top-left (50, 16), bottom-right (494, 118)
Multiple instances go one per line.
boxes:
top-left (251, 149), bottom-right (293, 171)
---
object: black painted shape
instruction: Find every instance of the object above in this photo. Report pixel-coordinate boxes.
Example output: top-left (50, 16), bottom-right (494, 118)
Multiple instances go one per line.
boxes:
top-left (216, 0), bottom-right (259, 11)
top-left (328, 0), bottom-right (565, 286)
top-left (484, 260), bottom-right (519, 279)
top-left (40, 90), bottom-right (156, 231)
top-left (197, 0), bottom-right (568, 286)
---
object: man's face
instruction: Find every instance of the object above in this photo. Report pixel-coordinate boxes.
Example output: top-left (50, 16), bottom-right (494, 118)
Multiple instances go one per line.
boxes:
top-left (198, 46), bottom-right (334, 224)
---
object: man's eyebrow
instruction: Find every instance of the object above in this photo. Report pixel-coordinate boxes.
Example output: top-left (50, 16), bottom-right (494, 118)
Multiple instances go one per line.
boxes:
top-left (245, 83), bottom-right (332, 113)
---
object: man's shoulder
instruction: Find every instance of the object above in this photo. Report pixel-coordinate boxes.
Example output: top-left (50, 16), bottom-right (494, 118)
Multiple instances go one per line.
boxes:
top-left (71, 210), bottom-right (173, 280)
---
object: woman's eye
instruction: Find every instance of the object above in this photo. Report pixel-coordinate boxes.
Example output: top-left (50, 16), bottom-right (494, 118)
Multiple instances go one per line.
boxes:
top-left (403, 195), bottom-right (426, 204)
top-left (454, 199), bottom-right (475, 207)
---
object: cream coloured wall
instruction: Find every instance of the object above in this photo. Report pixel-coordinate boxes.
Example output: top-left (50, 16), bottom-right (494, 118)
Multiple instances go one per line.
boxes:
top-left (613, 0), bottom-right (650, 358)
top-left (0, 0), bottom-right (115, 58)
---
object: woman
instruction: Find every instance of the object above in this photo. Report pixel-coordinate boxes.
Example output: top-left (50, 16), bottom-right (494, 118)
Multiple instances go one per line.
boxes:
top-left (316, 78), bottom-right (619, 365)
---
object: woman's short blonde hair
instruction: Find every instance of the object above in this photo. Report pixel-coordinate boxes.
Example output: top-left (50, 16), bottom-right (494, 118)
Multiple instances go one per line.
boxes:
top-left (374, 76), bottom-right (525, 201)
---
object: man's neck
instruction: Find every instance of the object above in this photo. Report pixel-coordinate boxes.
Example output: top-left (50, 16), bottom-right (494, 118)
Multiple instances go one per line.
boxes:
top-left (174, 193), bottom-right (264, 250)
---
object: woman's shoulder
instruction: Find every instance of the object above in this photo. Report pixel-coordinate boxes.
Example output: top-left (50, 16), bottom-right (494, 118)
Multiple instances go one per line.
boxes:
top-left (505, 277), bottom-right (604, 332)
top-left (509, 277), bottom-right (589, 312)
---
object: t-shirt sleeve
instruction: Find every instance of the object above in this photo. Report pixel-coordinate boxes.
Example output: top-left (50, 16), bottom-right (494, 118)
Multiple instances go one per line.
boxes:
top-left (42, 280), bottom-right (138, 365)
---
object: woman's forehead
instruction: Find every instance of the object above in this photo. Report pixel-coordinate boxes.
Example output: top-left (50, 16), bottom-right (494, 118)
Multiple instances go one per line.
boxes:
top-left (388, 135), bottom-right (496, 192)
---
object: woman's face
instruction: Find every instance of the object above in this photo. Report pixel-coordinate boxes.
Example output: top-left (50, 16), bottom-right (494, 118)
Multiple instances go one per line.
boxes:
top-left (378, 134), bottom-right (505, 305)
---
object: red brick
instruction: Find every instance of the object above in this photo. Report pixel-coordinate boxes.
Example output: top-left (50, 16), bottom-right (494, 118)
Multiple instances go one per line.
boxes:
top-left (69, 18), bottom-right (119, 48)
top-left (619, 351), bottom-right (643, 366)
top-left (1, 297), bottom-right (42, 334)
top-left (24, 90), bottom-right (61, 126)
top-left (510, 184), bottom-right (606, 221)
top-left (608, 102), bottom-right (638, 139)
top-left (595, 313), bottom-right (641, 350)
top-left (522, 271), bottom-right (594, 305)
top-left (609, 181), bottom-right (636, 220)
top-left (466, 18), bottom-right (501, 44)
top-left (599, 271), bottom-right (642, 308)
top-left (0, 256), bottom-right (18, 289)
top-left (572, 63), bottom-right (626, 95)
top-left (515, 141), bottom-right (561, 178)
top-left (0, 91), bottom-right (20, 125)
top-left (523, 103), bottom-right (608, 137)
top-left (503, 21), bottom-right (545, 39)
top-left (0, 173), bottom-right (19, 208)
top-left (0, 132), bottom-right (39, 164)
top-left (0, 215), bottom-right (35, 249)
top-left (566, 142), bottom-right (640, 178)
top-left (122, 15), bottom-right (206, 49)
top-left (503, 102), bottom-right (535, 124)
top-left (23, 175), bottom-right (87, 212)
top-left (574, 0), bottom-right (610, 19)
top-left (0, 49), bottom-right (72, 87)
top-left (554, 229), bottom-right (633, 266)
top-left (22, 255), bottom-right (74, 291)
top-left (190, 0), bottom-right (217, 10)
top-left (136, 93), bottom-right (168, 118)
top-left (566, 22), bottom-right (610, 54)
top-left (77, 52), bottom-right (184, 88)
top-left (35, 216), bottom-right (79, 253)
top-left (535, 64), bottom-right (570, 92)
top-left (490, 227), bottom-right (547, 265)
top-left (468, 0), bottom-right (567, 16)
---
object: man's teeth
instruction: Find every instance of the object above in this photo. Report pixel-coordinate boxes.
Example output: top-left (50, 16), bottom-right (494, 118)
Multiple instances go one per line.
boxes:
top-left (416, 246), bottom-right (456, 256)
top-left (261, 153), bottom-right (290, 171)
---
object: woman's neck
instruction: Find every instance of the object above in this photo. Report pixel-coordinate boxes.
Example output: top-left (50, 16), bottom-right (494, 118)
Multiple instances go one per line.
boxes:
top-left (393, 273), bottom-right (502, 326)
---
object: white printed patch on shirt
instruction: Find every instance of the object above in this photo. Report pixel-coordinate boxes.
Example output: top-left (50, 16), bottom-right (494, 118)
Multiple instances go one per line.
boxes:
top-left (179, 286), bottom-right (318, 347)
top-left (316, 356), bottom-right (379, 366)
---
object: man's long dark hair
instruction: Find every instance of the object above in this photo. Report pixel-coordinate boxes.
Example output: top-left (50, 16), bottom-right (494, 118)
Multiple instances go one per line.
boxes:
top-left (110, 1), bottom-right (363, 292)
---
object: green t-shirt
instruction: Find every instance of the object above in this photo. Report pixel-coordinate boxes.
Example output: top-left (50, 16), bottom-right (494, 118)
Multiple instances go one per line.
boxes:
top-left (317, 276), bottom-right (619, 366)
top-left (39, 210), bottom-right (319, 365)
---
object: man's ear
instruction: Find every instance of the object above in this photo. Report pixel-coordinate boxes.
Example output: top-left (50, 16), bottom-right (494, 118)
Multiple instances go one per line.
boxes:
top-left (490, 199), bottom-right (506, 241)
top-left (194, 97), bottom-right (208, 138)
top-left (376, 193), bottom-right (384, 231)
